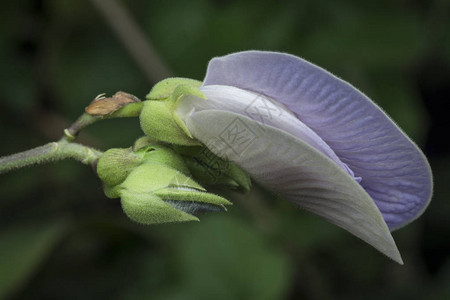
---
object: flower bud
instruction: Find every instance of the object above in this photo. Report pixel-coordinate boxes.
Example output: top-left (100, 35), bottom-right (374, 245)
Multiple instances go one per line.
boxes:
top-left (117, 163), bottom-right (232, 224)
top-left (97, 148), bottom-right (142, 187)
top-left (98, 143), bottom-right (197, 200)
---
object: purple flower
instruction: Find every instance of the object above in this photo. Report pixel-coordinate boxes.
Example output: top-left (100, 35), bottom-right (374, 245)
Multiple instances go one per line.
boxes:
top-left (176, 51), bottom-right (432, 264)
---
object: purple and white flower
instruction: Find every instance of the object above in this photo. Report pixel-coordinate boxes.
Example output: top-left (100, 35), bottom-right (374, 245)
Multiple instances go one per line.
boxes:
top-left (176, 51), bottom-right (433, 264)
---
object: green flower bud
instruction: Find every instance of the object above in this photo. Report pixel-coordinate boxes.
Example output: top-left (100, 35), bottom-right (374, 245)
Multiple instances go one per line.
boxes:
top-left (97, 148), bottom-right (142, 187)
top-left (140, 78), bottom-right (206, 145)
top-left (98, 143), bottom-right (196, 200)
top-left (120, 189), bottom-right (198, 224)
top-left (117, 163), bottom-right (232, 224)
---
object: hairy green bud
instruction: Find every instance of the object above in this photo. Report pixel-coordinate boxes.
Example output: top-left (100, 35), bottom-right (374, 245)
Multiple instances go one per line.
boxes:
top-left (117, 163), bottom-right (232, 224)
top-left (97, 148), bottom-right (142, 186)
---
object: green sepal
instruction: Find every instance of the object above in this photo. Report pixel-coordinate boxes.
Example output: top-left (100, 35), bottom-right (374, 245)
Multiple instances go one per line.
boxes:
top-left (154, 188), bottom-right (231, 207)
top-left (225, 163), bottom-right (252, 192)
top-left (140, 100), bottom-right (199, 145)
top-left (156, 188), bottom-right (231, 215)
top-left (178, 146), bottom-right (251, 192)
top-left (171, 84), bottom-right (207, 105)
top-left (120, 190), bottom-right (199, 224)
top-left (135, 144), bottom-right (190, 175)
top-left (140, 79), bottom-right (207, 145)
top-left (171, 84), bottom-right (206, 139)
top-left (103, 184), bottom-right (121, 199)
top-left (117, 163), bottom-right (232, 224)
top-left (146, 77), bottom-right (202, 100)
top-left (133, 136), bottom-right (157, 151)
top-left (121, 163), bottom-right (204, 194)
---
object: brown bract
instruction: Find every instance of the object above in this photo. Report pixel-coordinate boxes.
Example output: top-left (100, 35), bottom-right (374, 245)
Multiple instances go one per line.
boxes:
top-left (85, 91), bottom-right (141, 116)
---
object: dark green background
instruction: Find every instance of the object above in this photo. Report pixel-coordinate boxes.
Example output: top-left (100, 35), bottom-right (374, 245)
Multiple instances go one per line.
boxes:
top-left (1, 0), bottom-right (449, 299)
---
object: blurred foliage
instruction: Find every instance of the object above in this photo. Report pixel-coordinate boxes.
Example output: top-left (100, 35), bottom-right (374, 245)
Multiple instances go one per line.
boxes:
top-left (0, 0), bottom-right (449, 299)
top-left (0, 220), bottom-right (68, 299)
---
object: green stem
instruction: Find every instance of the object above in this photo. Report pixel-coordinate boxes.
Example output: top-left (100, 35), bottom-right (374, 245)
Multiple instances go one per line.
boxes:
top-left (62, 102), bottom-right (144, 142)
top-left (63, 113), bottom-right (101, 142)
top-left (1, 96), bottom-right (143, 174)
top-left (0, 140), bottom-right (102, 174)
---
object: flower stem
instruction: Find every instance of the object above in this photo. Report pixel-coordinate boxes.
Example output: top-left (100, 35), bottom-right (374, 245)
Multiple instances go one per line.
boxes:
top-left (62, 101), bottom-right (144, 142)
top-left (0, 140), bottom-right (102, 174)
top-left (2, 93), bottom-right (143, 174)
top-left (63, 113), bottom-right (101, 142)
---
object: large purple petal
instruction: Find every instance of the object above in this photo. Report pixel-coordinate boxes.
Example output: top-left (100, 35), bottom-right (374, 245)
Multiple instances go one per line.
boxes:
top-left (184, 110), bottom-right (403, 263)
top-left (203, 51), bottom-right (432, 230)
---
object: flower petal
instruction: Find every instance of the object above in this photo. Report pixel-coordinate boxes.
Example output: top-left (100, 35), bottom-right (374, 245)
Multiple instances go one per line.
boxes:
top-left (178, 85), bottom-right (358, 180)
top-left (202, 50), bottom-right (432, 230)
top-left (183, 109), bottom-right (403, 264)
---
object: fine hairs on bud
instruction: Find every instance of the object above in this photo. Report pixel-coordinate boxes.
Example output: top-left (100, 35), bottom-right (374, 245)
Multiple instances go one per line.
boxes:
top-left (97, 148), bottom-right (142, 186)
